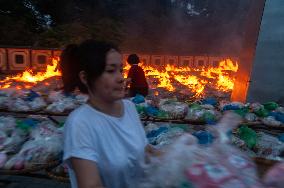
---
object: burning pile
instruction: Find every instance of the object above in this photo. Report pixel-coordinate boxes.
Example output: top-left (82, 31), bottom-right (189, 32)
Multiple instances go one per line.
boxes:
top-left (0, 57), bottom-right (61, 91)
top-left (0, 57), bottom-right (238, 100)
top-left (123, 58), bottom-right (238, 99)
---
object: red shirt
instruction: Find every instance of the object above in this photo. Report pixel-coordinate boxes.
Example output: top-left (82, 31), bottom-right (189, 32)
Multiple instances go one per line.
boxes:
top-left (127, 65), bottom-right (148, 89)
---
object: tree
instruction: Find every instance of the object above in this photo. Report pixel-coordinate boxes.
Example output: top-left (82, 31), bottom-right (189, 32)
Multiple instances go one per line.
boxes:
top-left (0, 0), bottom-right (45, 45)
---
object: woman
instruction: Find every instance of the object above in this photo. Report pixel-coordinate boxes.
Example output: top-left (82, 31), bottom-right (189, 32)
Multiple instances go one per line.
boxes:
top-left (62, 40), bottom-right (152, 188)
top-left (126, 54), bottom-right (149, 97)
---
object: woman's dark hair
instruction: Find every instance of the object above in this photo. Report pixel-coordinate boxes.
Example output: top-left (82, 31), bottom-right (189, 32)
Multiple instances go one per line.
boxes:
top-left (127, 54), bottom-right (140, 65)
top-left (59, 39), bottom-right (119, 93)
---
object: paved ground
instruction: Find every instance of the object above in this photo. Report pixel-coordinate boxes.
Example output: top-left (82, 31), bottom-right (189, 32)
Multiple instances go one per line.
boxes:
top-left (0, 174), bottom-right (70, 188)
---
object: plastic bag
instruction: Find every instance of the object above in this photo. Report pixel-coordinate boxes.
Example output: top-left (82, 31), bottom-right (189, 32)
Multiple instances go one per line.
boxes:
top-left (278, 134), bottom-right (284, 142)
top-left (250, 103), bottom-right (263, 112)
top-left (254, 132), bottom-right (284, 160)
top-left (0, 129), bottom-right (27, 154)
top-left (244, 113), bottom-right (258, 122)
top-left (0, 152), bottom-right (8, 168)
top-left (263, 102), bottom-right (279, 111)
top-left (19, 135), bottom-right (63, 165)
top-left (0, 131), bottom-right (7, 145)
top-left (238, 126), bottom-right (257, 149)
top-left (139, 113), bottom-right (263, 188)
top-left (132, 94), bottom-right (145, 104)
top-left (9, 98), bottom-right (30, 112)
top-left (75, 94), bottom-right (89, 104)
top-left (276, 107), bottom-right (284, 114)
top-left (193, 131), bottom-right (214, 145)
top-left (46, 98), bottom-right (78, 113)
top-left (254, 108), bottom-right (269, 118)
top-left (269, 112), bottom-right (284, 124)
top-left (0, 116), bottom-right (16, 134)
top-left (29, 121), bottom-right (60, 140)
top-left (222, 102), bottom-right (244, 111)
top-left (3, 155), bottom-right (25, 170)
top-left (159, 102), bottom-right (188, 119)
top-left (47, 91), bottom-right (65, 103)
top-left (262, 116), bottom-right (282, 126)
top-left (145, 106), bottom-right (159, 117)
top-left (201, 97), bottom-right (217, 106)
top-left (0, 96), bottom-right (8, 109)
top-left (155, 127), bottom-right (185, 146)
top-left (23, 90), bottom-right (40, 102)
top-left (185, 107), bottom-right (205, 121)
top-left (28, 97), bottom-right (47, 111)
top-left (144, 123), bottom-right (159, 133)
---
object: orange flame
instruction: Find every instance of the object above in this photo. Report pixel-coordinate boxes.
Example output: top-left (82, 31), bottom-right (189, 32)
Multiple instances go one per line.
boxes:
top-left (0, 57), bottom-right (61, 89)
top-left (1, 57), bottom-right (238, 98)
top-left (200, 59), bottom-right (238, 91)
top-left (124, 58), bottom-right (238, 97)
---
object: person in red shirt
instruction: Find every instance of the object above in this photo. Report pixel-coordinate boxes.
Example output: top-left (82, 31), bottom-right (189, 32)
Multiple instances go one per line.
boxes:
top-left (127, 54), bottom-right (149, 97)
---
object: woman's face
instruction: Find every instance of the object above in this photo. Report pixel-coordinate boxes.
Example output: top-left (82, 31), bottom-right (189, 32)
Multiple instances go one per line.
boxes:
top-left (91, 49), bottom-right (125, 101)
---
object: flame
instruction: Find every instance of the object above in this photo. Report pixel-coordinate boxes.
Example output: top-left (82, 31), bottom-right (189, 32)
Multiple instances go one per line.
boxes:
top-left (0, 57), bottom-right (61, 89)
top-left (1, 56), bottom-right (238, 98)
top-left (123, 58), bottom-right (238, 98)
top-left (200, 59), bottom-right (238, 91)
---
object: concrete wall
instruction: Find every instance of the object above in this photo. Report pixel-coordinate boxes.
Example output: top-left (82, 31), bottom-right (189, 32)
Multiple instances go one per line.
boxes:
top-left (247, 0), bottom-right (284, 104)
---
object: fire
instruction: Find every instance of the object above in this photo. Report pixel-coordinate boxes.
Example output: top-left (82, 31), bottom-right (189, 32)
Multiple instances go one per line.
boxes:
top-left (200, 59), bottom-right (238, 91)
top-left (0, 57), bottom-right (61, 89)
top-left (123, 58), bottom-right (238, 98)
top-left (1, 56), bottom-right (238, 98)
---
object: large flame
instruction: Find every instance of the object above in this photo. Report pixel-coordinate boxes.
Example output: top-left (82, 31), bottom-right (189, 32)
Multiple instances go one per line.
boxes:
top-left (124, 58), bottom-right (238, 97)
top-left (0, 56), bottom-right (238, 98)
top-left (0, 57), bottom-right (61, 90)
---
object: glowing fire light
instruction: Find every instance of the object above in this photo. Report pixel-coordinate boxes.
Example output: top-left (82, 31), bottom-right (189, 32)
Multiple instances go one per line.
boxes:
top-left (0, 57), bottom-right (61, 89)
top-left (1, 56), bottom-right (238, 98)
top-left (123, 58), bottom-right (238, 97)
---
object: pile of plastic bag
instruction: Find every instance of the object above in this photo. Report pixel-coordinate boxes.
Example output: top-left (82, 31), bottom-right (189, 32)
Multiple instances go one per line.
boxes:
top-left (0, 88), bottom-right (89, 114)
top-left (0, 116), bottom-right (63, 170)
top-left (139, 113), bottom-right (268, 188)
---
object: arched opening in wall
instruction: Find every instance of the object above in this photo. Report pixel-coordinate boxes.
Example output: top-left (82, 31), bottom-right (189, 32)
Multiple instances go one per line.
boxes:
top-left (15, 54), bottom-right (24, 64)
top-left (213, 61), bottom-right (219, 67)
top-left (198, 60), bottom-right (204, 66)
top-left (0, 48), bottom-right (7, 71)
top-left (37, 55), bottom-right (47, 64)
top-left (183, 60), bottom-right (189, 66)
top-left (179, 56), bottom-right (193, 67)
top-left (154, 59), bottom-right (161, 66)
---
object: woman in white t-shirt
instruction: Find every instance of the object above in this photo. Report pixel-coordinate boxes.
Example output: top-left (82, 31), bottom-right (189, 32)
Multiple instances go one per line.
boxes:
top-left (60, 40), bottom-right (155, 188)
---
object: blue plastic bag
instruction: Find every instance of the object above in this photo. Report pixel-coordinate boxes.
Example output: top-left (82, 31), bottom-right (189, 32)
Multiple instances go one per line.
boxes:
top-left (269, 112), bottom-right (284, 123)
top-left (24, 90), bottom-right (40, 101)
top-left (132, 94), bottom-right (145, 104)
top-left (146, 106), bottom-right (159, 117)
top-left (193, 131), bottom-right (214, 145)
top-left (201, 97), bottom-right (217, 106)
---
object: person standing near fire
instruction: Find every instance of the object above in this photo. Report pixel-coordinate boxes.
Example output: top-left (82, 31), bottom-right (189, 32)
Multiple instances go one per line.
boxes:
top-left (60, 40), bottom-right (159, 188)
top-left (126, 54), bottom-right (149, 97)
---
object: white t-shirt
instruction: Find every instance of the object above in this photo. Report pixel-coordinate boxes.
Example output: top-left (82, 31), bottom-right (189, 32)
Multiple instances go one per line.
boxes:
top-left (63, 99), bottom-right (148, 188)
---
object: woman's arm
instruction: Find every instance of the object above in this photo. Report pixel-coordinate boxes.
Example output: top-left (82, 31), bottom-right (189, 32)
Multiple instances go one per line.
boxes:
top-left (71, 157), bottom-right (104, 188)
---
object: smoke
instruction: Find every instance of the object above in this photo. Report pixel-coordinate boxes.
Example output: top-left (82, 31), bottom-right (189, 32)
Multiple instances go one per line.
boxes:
top-left (121, 0), bottom-right (251, 57)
